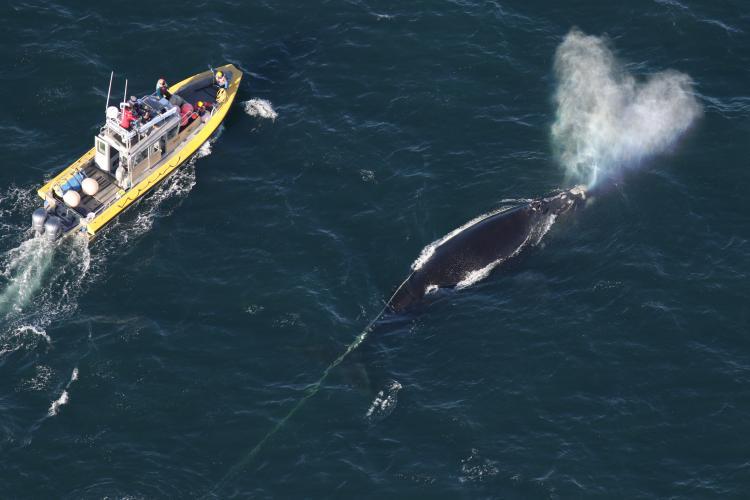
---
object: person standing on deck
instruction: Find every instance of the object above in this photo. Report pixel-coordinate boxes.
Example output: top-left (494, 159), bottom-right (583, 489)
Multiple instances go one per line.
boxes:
top-left (155, 78), bottom-right (171, 100)
top-left (214, 71), bottom-right (229, 89)
top-left (120, 102), bottom-right (136, 130)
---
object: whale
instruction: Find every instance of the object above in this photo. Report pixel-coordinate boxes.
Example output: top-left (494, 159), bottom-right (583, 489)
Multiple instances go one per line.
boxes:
top-left (386, 186), bottom-right (587, 312)
top-left (213, 186), bottom-right (588, 484)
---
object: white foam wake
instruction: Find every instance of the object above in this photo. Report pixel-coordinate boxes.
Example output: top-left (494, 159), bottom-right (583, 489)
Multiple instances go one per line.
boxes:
top-left (0, 237), bottom-right (56, 317)
top-left (0, 234), bottom-right (91, 342)
top-left (16, 324), bottom-right (51, 344)
top-left (196, 123), bottom-right (224, 158)
top-left (108, 163), bottom-right (197, 246)
top-left (243, 99), bottom-right (278, 121)
top-left (0, 128), bottom-right (216, 356)
top-left (551, 29), bottom-right (702, 187)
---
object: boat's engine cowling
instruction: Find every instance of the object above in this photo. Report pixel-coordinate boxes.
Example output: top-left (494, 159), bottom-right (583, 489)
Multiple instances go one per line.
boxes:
top-left (32, 208), bottom-right (48, 235)
top-left (43, 216), bottom-right (62, 242)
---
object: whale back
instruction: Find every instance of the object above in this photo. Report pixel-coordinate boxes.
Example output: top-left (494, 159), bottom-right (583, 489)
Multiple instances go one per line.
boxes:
top-left (387, 202), bottom-right (541, 312)
top-left (386, 188), bottom-right (586, 313)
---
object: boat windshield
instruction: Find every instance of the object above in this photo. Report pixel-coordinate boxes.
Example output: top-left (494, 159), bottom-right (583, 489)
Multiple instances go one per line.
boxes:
top-left (141, 95), bottom-right (170, 114)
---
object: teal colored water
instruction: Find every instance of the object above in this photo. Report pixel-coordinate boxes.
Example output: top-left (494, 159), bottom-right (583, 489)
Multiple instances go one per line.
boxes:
top-left (1, 1), bottom-right (748, 498)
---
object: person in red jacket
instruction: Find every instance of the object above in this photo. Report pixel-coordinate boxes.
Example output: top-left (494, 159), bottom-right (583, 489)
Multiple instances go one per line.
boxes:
top-left (120, 102), bottom-right (136, 130)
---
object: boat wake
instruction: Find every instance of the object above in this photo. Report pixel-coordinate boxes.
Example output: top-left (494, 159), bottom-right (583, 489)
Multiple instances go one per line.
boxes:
top-left (0, 131), bottom-right (218, 350)
top-left (0, 238), bottom-right (57, 318)
top-left (0, 186), bottom-right (37, 234)
top-left (104, 126), bottom-right (222, 246)
top-left (0, 235), bottom-right (91, 343)
top-left (243, 99), bottom-right (278, 121)
top-left (0, 185), bottom-right (92, 344)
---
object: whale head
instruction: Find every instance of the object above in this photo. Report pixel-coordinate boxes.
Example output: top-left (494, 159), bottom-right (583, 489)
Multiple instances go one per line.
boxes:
top-left (538, 185), bottom-right (587, 216)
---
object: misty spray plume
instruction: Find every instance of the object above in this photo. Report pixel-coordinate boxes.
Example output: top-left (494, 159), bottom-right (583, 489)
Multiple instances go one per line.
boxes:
top-left (551, 29), bottom-right (702, 188)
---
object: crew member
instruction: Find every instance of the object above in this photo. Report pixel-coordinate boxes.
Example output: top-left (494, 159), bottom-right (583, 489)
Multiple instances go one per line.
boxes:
top-left (158, 78), bottom-right (185, 107)
top-left (214, 71), bottom-right (228, 89)
top-left (129, 96), bottom-right (145, 118)
top-left (155, 78), bottom-right (171, 100)
top-left (120, 102), bottom-right (136, 130)
top-left (195, 100), bottom-right (214, 122)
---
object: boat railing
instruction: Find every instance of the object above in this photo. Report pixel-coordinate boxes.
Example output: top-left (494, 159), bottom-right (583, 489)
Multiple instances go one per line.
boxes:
top-left (102, 105), bottom-right (178, 149)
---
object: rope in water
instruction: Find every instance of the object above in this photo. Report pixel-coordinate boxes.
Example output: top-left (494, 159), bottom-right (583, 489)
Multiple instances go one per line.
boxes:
top-left (206, 277), bottom-right (411, 497)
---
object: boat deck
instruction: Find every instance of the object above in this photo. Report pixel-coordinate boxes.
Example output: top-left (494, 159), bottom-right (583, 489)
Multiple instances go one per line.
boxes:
top-left (178, 83), bottom-right (220, 106)
top-left (70, 163), bottom-right (121, 217)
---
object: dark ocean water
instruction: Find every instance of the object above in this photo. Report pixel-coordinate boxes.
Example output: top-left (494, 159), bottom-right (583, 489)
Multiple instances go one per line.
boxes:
top-left (0, 1), bottom-right (748, 498)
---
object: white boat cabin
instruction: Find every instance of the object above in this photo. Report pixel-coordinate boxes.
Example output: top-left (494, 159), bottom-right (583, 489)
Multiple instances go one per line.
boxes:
top-left (96, 95), bottom-right (181, 188)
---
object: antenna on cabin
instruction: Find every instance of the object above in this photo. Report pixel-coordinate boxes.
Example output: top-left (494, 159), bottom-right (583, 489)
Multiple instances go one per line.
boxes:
top-left (105, 71), bottom-right (114, 112)
top-left (123, 78), bottom-right (128, 106)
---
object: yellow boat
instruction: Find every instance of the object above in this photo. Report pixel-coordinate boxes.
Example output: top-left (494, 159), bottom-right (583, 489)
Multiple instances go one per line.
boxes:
top-left (32, 64), bottom-right (243, 241)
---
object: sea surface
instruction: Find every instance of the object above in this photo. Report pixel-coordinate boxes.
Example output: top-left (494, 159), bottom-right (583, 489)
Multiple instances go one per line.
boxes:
top-left (1, 1), bottom-right (748, 498)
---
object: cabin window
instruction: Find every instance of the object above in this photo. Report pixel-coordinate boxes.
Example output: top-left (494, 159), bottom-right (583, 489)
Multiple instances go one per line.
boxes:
top-left (167, 126), bottom-right (178, 140)
top-left (96, 139), bottom-right (107, 155)
top-left (131, 150), bottom-right (148, 167)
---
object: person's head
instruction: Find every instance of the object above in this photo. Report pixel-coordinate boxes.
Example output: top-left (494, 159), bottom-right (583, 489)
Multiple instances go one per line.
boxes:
top-left (216, 71), bottom-right (225, 80)
top-left (197, 101), bottom-right (204, 109)
top-left (129, 96), bottom-right (138, 105)
top-left (157, 78), bottom-right (167, 88)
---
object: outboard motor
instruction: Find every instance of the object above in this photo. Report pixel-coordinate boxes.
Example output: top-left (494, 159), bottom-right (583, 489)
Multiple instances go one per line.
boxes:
top-left (32, 207), bottom-right (48, 235)
top-left (43, 216), bottom-right (62, 242)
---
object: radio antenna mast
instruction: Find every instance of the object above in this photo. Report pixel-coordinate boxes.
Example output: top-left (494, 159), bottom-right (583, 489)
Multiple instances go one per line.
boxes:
top-left (104, 71), bottom-right (114, 112)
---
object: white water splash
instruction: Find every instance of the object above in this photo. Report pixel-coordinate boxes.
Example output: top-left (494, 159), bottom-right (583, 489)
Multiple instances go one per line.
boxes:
top-left (243, 99), bottom-right (278, 121)
top-left (109, 164), bottom-right (197, 245)
top-left (19, 365), bottom-right (54, 392)
top-left (48, 390), bottom-right (69, 416)
top-left (459, 449), bottom-right (499, 483)
top-left (551, 29), bottom-right (702, 187)
top-left (2, 321), bottom-right (51, 359)
top-left (16, 324), bottom-right (51, 344)
top-left (47, 367), bottom-right (79, 417)
top-left (198, 140), bottom-right (213, 157)
top-left (365, 380), bottom-right (402, 422)
top-left (196, 124), bottom-right (223, 158)
top-left (0, 186), bottom-right (37, 234)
